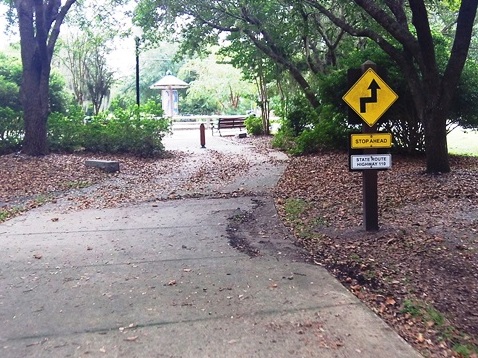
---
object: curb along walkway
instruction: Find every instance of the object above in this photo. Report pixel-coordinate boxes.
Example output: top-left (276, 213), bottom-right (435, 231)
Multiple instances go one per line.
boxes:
top-left (0, 130), bottom-right (421, 357)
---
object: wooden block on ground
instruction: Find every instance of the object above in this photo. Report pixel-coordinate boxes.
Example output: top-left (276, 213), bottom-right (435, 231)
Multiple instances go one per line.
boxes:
top-left (85, 159), bottom-right (120, 173)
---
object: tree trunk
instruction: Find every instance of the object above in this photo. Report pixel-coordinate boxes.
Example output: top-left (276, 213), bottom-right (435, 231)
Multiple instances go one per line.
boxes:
top-left (422, 106), bottom-right (450, 173)
top-left (15, 0), bottom-right (77, 155)
top-left (21, 56), bottom-right (50, 155)
top-left (256, 70), bottom-right (270, 135)
top-left (16, 1), bottom-right (51, 156)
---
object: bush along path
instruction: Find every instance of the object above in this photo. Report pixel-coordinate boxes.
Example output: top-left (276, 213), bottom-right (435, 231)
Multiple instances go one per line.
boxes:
top-left (274, 152), bottom-right (478, 358)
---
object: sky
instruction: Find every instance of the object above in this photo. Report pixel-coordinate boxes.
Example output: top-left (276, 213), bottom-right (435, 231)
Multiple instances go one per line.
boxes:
top-left (0, 5), bottom-right (17, 51)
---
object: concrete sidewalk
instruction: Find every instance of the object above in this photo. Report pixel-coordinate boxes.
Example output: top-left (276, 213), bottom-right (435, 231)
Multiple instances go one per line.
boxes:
top-left (0, 131), bottom-right (421, 357)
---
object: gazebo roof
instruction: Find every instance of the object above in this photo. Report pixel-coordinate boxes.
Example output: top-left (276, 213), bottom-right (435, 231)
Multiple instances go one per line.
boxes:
top-left (150, 75), bottom-right (189, 89)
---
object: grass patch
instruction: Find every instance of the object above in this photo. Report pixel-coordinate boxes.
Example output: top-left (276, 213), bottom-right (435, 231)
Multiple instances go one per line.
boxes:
top-left (427, 306), bottom-right (445, 327)
top-left (400, 299), bottom-right (478, 356)
top-left (0, 210), bottom-right (10, 222)
top-left (64, 180), bottom-right (91, 189)
top-left (401, 299), bottom-right (421, 317)
top-left (0, 194), bottom-right (55, 223)
top-left (284, 198), bottom-right (309, 222)
top-left (452, 343), bottom-right (478, 358)
top-left (448, 128), bottom-right (478, 156)
top-left (282, 198), bottom-right (328, 241)
top-left (0, 207), bottom-right (22, 223)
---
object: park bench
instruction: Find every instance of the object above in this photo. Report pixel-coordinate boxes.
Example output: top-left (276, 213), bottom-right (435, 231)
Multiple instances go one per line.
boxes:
top-left (212, 116), bottom-right (246, 136)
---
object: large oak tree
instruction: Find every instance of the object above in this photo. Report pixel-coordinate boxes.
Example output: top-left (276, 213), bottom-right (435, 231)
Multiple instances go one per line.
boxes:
top-left (136, 0), bottom-right (478, 173)
top-left (13, 0), bottom-right (77, 155)
top-left (305, 0), bottom-right (478, 173)
top-left (7, 0), bottom-right (128, 155)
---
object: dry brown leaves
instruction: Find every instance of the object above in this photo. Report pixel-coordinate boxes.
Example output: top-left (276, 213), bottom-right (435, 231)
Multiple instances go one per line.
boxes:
top-left (275, 152), bottom-right (478, 357)
top-left (0, 153), bottom-right (109, 203)
top-left (0, 145), bottom-right (253, 216)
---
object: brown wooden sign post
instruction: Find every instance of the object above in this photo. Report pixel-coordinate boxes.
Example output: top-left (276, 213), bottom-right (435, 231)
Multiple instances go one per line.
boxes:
top-left (200, 123), bottom-right (206, 148)
top-left (343, 61), bottom-right (398, 231)
top-left (362, 117), bottom-right (379, 230)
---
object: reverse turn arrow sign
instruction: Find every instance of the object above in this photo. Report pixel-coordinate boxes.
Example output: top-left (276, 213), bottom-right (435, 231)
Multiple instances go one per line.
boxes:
top-left (360, 79), bottom-right (380, 113)
top-left (343, 68), bottom-right (398, 127)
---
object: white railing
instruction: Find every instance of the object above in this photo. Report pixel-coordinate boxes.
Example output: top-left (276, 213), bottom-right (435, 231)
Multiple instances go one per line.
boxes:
top-left (170, 115), bottom-right (246, 130)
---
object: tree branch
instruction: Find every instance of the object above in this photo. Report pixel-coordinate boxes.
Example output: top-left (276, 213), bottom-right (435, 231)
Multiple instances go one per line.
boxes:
top-left (352, 0), bottom-right (420, 57)
top-left (384, 0), bottom-right (408, 26)
top-left (442, 0), bottom-right (478, 103)
top-left (47, 0), bottom-right (77, 60)
top-left (408, 0), bottom-right (438, 78)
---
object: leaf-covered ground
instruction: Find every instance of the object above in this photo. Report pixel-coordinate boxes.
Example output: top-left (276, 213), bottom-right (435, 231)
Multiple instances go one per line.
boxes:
top-left (274, 152), bottom-right (478, 357)
top-left (0, 148), bottom-right (250, 216)
top-left (1, 138), bottom-right (477, 357)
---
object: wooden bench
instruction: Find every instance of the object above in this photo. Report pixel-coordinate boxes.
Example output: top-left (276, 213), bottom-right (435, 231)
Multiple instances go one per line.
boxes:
top-left (212, 116), bottom-right (246, 136)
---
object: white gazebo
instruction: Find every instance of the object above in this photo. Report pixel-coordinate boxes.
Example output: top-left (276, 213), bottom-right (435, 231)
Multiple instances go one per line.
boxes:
top-left (150, 74), bottom-right (189, 117)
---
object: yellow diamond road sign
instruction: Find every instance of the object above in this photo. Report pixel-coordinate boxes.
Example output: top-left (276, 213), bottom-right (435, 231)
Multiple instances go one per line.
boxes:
top-left (343, 68), bottom-right (398, 127)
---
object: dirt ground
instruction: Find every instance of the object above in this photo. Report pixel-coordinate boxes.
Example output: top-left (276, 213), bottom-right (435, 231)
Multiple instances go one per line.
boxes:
top-left (1, 136), bottom-right (477, 357)
top-left (274, 152), bottom-right (478, 358)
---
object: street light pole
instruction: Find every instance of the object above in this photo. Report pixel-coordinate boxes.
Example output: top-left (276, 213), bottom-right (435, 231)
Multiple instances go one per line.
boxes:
top-left (135, 36), bottom-right (140, 107)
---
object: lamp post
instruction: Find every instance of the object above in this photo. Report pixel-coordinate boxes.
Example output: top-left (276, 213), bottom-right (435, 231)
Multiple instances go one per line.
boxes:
top-left (135, 36), bottom-right (140, 107)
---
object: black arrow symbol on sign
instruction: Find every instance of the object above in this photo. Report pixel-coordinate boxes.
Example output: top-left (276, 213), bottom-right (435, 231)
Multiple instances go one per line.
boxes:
top-left (360, 79), bottom-right (381, 113)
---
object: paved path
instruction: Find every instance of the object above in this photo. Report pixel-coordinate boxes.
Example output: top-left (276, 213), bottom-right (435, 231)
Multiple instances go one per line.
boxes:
top-left (0, 130), bottom-right (421, 357)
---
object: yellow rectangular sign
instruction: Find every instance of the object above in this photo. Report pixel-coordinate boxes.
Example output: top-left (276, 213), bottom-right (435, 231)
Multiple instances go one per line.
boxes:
top-left (350, 133), bottom-right (392, 149)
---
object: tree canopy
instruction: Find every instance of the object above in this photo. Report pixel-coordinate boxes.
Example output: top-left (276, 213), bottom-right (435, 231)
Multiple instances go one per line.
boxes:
top-left (3, 0), bottom-right (129, 155)
top-left (134, 0), bottom-right (478, 173)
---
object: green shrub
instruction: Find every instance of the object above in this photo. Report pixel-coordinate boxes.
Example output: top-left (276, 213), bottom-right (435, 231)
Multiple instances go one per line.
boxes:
top-left (284, 96), bottom-right (319, 136)
top-left (48, 105), bottom-right (86, 152)
top-left (0, 107), bottom-right (23, 154)
top-left (244, 114), bottom-right (264, 135)
top-left (48, 100), bottom-right (170, 157)
top-left (292, 117), bottom-right (348, 155)
top-left (271, 125), bottom-right (297, 152)
top-left (272, 105), bottom-right (349, 155)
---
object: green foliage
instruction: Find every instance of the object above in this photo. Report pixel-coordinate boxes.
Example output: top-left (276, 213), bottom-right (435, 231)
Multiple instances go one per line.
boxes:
top-left (177, 54), bottom-right (256, 115)
top-left (244, 115), bottom-right (264, 135)
top-left (47, 105), bottom-right (87, 152)
top-left (284, 198), bottom-right (309, 222)
top-left (272, 94), bottom-right (349, 155)
top-left (291, 115), bottom-right (349, 156)
top-left (0, 54), bottom-right (23, 153)
top-left (0, 52), bottom-right (71, 154)
top-left (0, 107), bottom-right (23, 154)
top-left (283, 95), bottom-right (319, 136)
top-left (452, 60), bottom-right (478, 129)
top-left (49, 71), bottom-right (71, 115)
top-left (109, 94), bottom-right (136, 111)
top-left (317, 38), bottom-right (478, 154)
top-left (272, 114), bottom-right (349, 156)
top-left (271, 126), bottom-right (295, 152)
top-left (318, 43), bottom-right (425, 153)
top-left (48, 100), bottom-right (169, 157)
top-left (180, 97), bottom-right (218, 115)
